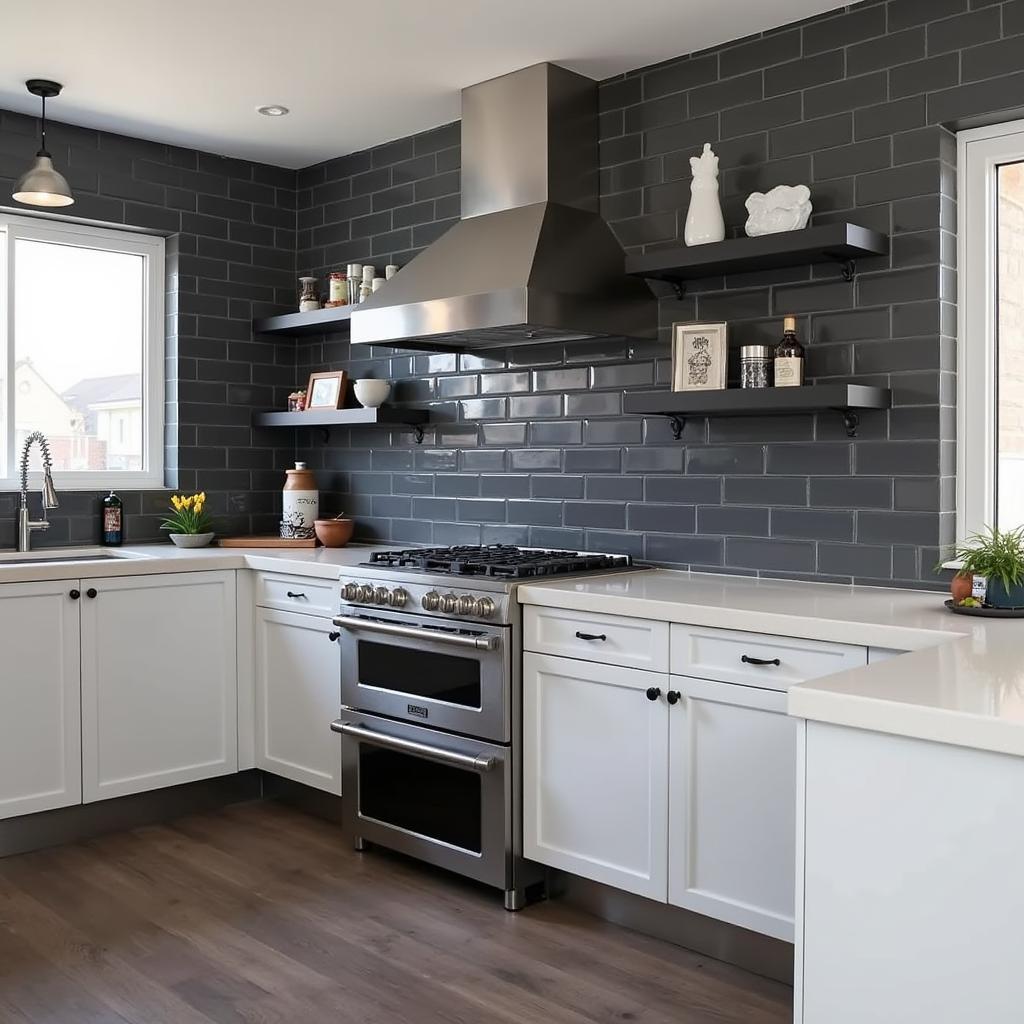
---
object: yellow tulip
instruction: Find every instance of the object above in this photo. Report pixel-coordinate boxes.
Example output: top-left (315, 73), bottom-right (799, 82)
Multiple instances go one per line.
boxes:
top-left (171, 495), bottom-right (181, 511)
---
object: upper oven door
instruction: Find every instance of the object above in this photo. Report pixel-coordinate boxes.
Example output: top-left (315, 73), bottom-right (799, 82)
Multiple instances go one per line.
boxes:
top-left (335, 610), bottom-right (510, 742)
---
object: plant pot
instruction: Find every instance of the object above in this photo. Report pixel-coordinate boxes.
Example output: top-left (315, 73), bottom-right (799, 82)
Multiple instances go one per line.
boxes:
top-left (314, 518), bottom-right (354, 548)
top-left (169, 532), bottom-right (215, 549)
top-left (985, 578), bottom-right (1024, 608)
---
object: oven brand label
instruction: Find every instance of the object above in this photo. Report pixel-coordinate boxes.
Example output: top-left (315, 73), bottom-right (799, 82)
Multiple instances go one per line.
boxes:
top-left (407, 704), bottom-right (429, 719)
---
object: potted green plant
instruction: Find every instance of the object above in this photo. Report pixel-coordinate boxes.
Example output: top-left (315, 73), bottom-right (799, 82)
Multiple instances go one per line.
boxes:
top-left (952, 525), bottom-right (1024, 608)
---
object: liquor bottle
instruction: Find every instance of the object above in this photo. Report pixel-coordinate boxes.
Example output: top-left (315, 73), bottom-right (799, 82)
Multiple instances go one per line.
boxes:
top-left (101, 491), bottom-right (123, 546)
top-left (774, 315), bottom-right (805, 388)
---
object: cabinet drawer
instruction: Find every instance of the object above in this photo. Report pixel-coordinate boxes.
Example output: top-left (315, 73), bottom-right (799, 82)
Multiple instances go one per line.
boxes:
top-left (524, 605), bottom-right (669, 672)
top-left (256, 572), bottom-right (337, 617)
top-left (670, 623), bottom-right (865, 691)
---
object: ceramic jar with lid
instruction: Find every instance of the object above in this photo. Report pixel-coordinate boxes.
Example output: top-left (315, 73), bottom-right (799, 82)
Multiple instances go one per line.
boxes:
top-left (740, 345), bottom-right (773, 388)
top-left (281, 462), bottom-right (319, 539)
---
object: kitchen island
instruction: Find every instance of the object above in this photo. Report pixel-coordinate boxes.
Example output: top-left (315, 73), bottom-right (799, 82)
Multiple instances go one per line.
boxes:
top-left (518, 569), bottom-right (1024, 1024)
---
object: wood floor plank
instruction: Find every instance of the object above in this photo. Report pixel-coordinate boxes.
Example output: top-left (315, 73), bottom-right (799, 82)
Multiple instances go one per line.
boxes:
top-left (0, 802), bottom-right (792, 1024)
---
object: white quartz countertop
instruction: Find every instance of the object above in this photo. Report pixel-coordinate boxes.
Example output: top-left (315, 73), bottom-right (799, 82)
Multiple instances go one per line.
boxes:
top-left (518, 569), bottom-right (1024, 759)
top-left (0, 542), bottom-right (392, 585)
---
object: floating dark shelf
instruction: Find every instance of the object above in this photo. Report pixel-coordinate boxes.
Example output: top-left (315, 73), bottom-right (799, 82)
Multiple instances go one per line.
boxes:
top-left (623, 384), bottom-right (891, 439)
top-left (626, 223), bottom-right (888, 288)
top-left (254, 406), bottom-right (429, 442)
top-left (253, 306), bottom-right (354, 337)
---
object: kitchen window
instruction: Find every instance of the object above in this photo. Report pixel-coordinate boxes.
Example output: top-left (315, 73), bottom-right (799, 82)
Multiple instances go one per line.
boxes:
top-left (0, 214), bottom-right (164, 490)
top-left (958, 120), bottom-right (1024, 543)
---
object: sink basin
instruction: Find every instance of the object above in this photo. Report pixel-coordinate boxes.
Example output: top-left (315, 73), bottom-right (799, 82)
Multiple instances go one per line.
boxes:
top-left (0, 547), bottom-right (152, 566)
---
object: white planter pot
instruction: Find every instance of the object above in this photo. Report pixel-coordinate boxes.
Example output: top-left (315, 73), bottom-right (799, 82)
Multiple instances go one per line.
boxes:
top-left (169, 532), bottom-right (215, 548)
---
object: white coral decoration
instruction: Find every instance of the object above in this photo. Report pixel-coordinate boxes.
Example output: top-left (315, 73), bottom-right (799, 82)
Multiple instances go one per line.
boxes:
top-left (744, 184), bottom-right (812, 236)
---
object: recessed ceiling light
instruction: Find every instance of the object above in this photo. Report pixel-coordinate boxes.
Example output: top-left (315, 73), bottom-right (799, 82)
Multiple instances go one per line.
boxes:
top-left (257, 104), bottom-right (289, 117)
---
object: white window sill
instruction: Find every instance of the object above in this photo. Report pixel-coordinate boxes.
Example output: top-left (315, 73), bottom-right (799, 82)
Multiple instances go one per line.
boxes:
top-left (941, 560), bottom-right (964, 571)
top-left (1, 475), bottom-right (169, 492)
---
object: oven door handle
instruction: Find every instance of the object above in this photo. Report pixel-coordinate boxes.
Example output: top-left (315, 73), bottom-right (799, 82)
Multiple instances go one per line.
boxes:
top-left (331, 614), bottom-right (499, 651)
top-left (331, 720), bottom-right (497, 773)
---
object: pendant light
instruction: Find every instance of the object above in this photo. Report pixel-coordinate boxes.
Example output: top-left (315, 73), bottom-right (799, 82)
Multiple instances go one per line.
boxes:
top-left (12, 79), bottom-right (74, 208)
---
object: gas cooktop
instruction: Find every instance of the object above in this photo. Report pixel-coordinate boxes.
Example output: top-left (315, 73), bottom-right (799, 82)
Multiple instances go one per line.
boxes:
top-left (364, 544), bottom-right (632, 579)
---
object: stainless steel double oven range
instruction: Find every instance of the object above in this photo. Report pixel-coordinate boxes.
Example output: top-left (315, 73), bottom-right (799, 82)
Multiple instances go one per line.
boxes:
top-left (330, 544), bottom-right (632, 910)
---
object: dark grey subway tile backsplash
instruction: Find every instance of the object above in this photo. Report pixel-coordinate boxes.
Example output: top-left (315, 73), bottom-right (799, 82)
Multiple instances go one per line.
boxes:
top-left (6, 0), bottom-right (1024, 584)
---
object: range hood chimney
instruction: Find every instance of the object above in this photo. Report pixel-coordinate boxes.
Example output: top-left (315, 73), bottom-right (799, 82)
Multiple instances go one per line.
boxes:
top-left (350, 62), bottom-right (657, 350)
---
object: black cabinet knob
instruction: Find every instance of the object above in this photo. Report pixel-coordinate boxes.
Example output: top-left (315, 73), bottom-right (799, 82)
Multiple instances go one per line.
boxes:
top-left (328, 631), bottom-right (341, 642)
top-left (645, 687), bottom-right (661, 701)
top-left (69, 589), bottom-right (80, 600)
top-left (666, 690), bottom-right (681, 705)
top-left (86, 588), bottom-right (97, 599)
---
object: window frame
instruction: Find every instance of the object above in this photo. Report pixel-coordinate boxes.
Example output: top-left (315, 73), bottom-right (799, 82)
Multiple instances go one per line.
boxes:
top-left (956, 119), bottom-right (1024, 547)
top-left (0, 213), bottom-right (165, 491)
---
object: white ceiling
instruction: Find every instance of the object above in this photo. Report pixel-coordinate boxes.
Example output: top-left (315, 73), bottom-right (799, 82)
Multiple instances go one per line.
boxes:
top-left (0, 0), bottom-right (847, 169)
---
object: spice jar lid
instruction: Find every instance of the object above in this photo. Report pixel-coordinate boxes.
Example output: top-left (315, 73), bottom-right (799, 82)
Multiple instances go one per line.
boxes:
top-left (740, 344), bottom-right (772, 358)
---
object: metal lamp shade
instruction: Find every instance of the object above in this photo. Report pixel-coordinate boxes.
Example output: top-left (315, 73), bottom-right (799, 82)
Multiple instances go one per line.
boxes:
top-left (12, 153), bottom-right (74, 207)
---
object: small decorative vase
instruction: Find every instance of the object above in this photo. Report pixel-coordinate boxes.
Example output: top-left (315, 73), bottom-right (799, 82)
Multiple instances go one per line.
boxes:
top-left (170, 532), bottom-right (215, 548)
top-left (985, 578), bottom-right (1024, 608)
top-left (684, 143), bottom-right (726, 246)
top-left (949, 572), bottom-right (973, 604)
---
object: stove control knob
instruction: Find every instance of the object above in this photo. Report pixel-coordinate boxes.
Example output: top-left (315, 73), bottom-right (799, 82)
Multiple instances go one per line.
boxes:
top-left (422, 591), bottom-right (441, 611)
top-left (374, 586), bottom-right (390, 605)
top-left (440, 593), bottom-right (458, 614)
top-left (341, 582), bottom-right (359, 602)
top-left (356, 584), bottom-right (374, 603)
top-left (456, 594), bottom-right (476, 616)
top-left (389, 587), bottom-right (409, 609)
top-left (474, 597), bottom-right (496, 619)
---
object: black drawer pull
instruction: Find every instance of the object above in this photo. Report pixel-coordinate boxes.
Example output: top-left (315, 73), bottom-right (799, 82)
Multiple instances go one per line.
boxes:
top-left (69, 589), bottom-right (80, 600)
top-left (328, 631), bottom-right (341, 642)
top-left (286, 591), bottom-right (307, 599)
top-left (575, 631), bottom-right (607, 642)
top-left (86, 588), bottom-right (97, 599)
top-left (645, 687), bottom-right (661, 701)
top-left (666, 690), bottom-right (681, 705)
top-left (741, 654), bottom-right (780, 667)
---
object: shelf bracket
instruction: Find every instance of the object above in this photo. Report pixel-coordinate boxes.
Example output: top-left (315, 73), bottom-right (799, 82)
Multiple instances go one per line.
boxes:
top-left (408, 423), bottom-right (425, 445)
top-left (319, 426), bottom-right (330, 444)
top-left (841, 410), bottom-right (860, 438)
top-left (669, 280), bottom-right (686, 301)
top-left (840, 258), bottom-right (857, 283)
top-left (668, 414), bottom-right (686, 441)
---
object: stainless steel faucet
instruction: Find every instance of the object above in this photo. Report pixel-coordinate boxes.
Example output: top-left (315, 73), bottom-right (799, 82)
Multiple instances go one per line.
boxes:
top-left (18, 431), bottom-right (59, 552)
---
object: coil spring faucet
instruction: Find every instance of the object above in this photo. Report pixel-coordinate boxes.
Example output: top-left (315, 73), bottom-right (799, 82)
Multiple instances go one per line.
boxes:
top-left (18, 431), bottom-right (59, 552)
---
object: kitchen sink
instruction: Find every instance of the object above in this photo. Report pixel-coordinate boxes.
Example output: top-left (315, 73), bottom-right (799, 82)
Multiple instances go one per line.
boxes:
top-left (0, 547), bottom-right (152, 566)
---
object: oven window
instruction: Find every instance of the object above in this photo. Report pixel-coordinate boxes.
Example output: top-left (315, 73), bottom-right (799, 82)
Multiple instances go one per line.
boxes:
top-left (358, 640), bottom-right (482, 708)
top-left (359, 745), bottom-right (482, 853)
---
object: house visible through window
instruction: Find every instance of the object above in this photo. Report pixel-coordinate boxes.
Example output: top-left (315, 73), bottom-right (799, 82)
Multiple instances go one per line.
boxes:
top-left (958, 120), bottom-right (1024, 542)
top-left (0, 214), bottom-right (164, 489)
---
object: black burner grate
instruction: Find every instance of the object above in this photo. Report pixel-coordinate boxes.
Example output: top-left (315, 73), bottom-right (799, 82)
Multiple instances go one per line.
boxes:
top-left (365, 545), bottom-right (631, 579)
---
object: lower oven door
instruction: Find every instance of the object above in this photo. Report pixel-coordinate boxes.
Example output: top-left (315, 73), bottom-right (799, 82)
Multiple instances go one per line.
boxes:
top-left (334, 711), bottom-right (512, 890)
top-left (335, 610), bottom-right (510, 742)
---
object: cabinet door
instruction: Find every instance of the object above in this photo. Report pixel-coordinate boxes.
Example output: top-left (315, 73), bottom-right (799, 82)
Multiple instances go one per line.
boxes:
top-left (523, 652), bottom-right (668, 900)
top-left (255, 607), bottom-right (342, 795)
top-left (81, 571), bottom-right (237, 801)
top-left (0, 580), bottom-right (81, 819)
top-left (668, 676), bottom-right (796, 940)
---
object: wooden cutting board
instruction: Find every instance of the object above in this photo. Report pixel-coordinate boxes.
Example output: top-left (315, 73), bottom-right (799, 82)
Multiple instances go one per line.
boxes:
top-left (217, 536), bottom-right (318, 548)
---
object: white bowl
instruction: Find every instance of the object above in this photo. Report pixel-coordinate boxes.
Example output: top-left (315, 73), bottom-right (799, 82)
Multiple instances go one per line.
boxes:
top-left (354, 379), bottom-right (391, 408)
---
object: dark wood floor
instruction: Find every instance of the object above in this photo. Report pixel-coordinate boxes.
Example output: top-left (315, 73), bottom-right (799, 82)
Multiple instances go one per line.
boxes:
top-left (0, 802), bottom-right (792, 1023)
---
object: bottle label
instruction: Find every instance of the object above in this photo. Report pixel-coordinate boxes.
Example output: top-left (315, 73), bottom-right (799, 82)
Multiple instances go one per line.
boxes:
top-left (774, 357), bottom-right (803, 387)
top-left (103, 508), bottom-right (120, 532)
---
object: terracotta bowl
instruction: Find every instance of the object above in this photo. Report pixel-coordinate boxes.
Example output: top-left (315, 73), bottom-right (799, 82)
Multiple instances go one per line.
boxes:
top-left (314, 518), bottom-right (355, 548)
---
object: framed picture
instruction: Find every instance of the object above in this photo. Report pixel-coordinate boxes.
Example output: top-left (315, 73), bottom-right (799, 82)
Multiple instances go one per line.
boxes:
top-left (305, 370), bottom-right (347, 410)
top-left (671, 322), bottom-right (728, 392)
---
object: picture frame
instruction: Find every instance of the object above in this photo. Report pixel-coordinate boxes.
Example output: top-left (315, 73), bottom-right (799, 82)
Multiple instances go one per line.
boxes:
top-left (305, 370), bottom-right (348, 410)
top-left (671, 322), bottom-right (728, 392)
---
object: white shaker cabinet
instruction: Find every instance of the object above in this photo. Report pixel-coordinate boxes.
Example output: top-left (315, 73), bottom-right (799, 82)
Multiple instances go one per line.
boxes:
top-left (522, 652), bottom-right (669, 900)
top-left (255, 607), bottom-right (342, 795)
top-left (0, 580), bottom-right (82, 819)
top-left (80, 570), bottom-right (237, 802)
top-left (668, 676), bottom-right (796, 941)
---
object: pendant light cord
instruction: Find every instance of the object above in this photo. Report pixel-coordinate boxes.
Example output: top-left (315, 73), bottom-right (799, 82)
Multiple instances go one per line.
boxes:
top-left (38, 93), bottom-right (48, 157)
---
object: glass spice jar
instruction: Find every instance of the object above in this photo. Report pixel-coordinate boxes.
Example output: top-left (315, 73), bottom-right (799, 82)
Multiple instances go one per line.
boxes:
top-left (740, 345), bottom-right (773, 388)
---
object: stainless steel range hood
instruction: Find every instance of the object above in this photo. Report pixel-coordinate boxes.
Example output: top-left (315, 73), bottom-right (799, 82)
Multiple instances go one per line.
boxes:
top-left (350, 62), bottom-right (657, 350)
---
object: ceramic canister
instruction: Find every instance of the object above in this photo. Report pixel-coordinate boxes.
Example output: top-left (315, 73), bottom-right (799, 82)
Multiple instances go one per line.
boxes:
top-left (281, 461), bottom-right (319, 539)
